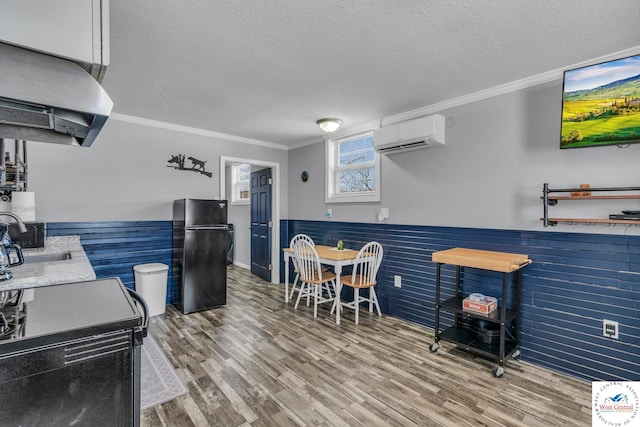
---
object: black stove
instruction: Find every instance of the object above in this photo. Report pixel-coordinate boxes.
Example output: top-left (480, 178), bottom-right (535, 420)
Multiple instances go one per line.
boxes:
top-left (0, 278), bottom-right (148, 427)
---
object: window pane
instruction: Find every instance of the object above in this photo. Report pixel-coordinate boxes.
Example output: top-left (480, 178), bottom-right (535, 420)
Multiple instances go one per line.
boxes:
top-left (338, 142), bottom-right (373, 166)
top-left (352, 137), bottom-right (364, 151)
top-left (363, 150), bottom-right (374, 162)
top-left (343, 153), bottom-right (358, 165)
top-left (338, 167), bottom-right (375, 193)
top-left (339, 141), bottom-right (351, 154)
top-left (351, 153), bottom-right (363, 165)
top-left (239, 164), bottom-right (250, 181)
top-left (233, 164), bottom-right (251, 202)
top-left (364, 136), bottom-right (374, 148)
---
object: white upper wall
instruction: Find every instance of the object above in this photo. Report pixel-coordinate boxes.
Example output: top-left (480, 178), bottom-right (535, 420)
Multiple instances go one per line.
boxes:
top-left (26, 118), bottom-right (288, 222)
top-left (288, 79), bottom-right (640, 235)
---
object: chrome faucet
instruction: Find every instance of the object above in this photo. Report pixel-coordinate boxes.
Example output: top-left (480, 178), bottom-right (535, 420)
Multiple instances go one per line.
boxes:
top-left (0, 212), bottom-right (27, 233)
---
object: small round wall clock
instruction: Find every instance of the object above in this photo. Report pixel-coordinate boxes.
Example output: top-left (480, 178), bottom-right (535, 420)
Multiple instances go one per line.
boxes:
top-left (301, 171), bottom-right (309, 182)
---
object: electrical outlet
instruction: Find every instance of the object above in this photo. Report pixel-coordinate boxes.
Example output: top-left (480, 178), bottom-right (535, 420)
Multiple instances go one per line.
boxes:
top-left (394, 275), bottom-right (401, 288)
top-left (603, 319), bottom-right (619, 339)
top-left (326, 209), bottom-right (332, 218)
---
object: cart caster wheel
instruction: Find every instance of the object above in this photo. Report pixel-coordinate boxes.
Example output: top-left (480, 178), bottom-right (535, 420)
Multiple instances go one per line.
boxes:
top-left (492, 367), bottom-right (504, 378)
top-left (429, 342), bottom-right (439, 353)
top-left (512, 350), bottom-right (521, 359)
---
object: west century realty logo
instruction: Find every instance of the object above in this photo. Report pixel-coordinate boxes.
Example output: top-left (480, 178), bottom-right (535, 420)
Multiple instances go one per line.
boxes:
top-left (593, 382), bottom-right (639, 426)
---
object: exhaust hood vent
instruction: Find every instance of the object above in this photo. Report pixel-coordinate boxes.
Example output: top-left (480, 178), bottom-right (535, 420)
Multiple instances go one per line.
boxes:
top-left (0, 43), bottom-right (113, 147)
top-left (0, 100), bottom-right (53, 128)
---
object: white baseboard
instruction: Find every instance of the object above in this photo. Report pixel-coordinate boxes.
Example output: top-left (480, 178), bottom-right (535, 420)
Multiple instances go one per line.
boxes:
top-left (232, 261), bottom-right (250, 270)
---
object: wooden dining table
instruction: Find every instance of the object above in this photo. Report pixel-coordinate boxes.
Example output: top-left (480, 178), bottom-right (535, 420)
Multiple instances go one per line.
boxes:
top-left (283, 245), bottom-right (360, 325)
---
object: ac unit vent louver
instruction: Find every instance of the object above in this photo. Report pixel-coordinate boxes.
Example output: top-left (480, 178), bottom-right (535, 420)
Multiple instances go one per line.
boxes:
top-left (373, 114), bottom-right (445, 155)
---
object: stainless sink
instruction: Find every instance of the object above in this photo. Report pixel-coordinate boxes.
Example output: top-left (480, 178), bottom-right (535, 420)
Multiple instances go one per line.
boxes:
top-left (22, 252), bottom-right (72, 264)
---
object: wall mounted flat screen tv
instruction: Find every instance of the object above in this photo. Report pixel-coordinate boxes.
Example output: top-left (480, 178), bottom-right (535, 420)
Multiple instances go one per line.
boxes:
top-left (560, 53), bottom-right (640, 149)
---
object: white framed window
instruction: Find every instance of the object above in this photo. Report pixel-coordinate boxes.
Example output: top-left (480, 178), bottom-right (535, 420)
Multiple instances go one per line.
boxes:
top-left (231, 163), bottom-right (250, 204)
top-left (325, 131), bottom-right (380, 203)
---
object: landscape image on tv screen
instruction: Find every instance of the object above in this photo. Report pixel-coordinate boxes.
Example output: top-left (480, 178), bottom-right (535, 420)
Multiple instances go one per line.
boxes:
top-left (560, 53), bottom-right (640, 149)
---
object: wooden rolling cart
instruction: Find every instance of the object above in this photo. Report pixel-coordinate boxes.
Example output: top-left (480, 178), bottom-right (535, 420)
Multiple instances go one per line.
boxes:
top-left (429, 248), bottom-right (532, 377)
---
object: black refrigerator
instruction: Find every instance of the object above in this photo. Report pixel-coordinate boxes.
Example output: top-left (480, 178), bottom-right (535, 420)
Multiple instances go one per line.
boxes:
top-left (173, 199), bottom-right (229, 314)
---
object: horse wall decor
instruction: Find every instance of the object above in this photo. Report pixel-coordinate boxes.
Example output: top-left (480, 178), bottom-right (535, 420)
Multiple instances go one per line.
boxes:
top-left (167, 154), bottom-right (213, 178)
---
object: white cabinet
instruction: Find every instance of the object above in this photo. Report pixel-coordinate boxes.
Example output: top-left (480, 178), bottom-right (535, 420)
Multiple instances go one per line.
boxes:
top-left (0, 0), bottom-right (109, 81)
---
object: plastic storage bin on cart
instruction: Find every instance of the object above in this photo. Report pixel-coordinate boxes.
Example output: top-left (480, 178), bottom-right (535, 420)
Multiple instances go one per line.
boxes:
top-left (133, 263), bottom-right (169, 317)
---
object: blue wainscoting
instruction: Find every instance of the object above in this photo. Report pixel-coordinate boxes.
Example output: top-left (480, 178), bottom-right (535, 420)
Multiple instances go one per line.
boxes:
top-left (47, 221), bottom-right (175, 303)
top-left (282, 220), bottom-right (640, 382)
top-left (46, 220), bottom-right (640, 381)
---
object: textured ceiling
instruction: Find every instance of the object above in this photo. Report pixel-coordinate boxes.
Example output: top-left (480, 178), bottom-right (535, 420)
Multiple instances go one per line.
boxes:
top-left (102, 0), bottom-right (640, 148)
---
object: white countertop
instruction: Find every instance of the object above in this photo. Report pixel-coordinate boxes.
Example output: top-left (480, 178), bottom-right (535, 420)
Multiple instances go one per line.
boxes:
top-left (0, 235), bottom-right (96, 291)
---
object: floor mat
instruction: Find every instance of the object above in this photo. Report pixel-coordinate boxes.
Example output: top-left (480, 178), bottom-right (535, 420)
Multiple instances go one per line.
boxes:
top-left (140, 333), bottom-right (187, 410)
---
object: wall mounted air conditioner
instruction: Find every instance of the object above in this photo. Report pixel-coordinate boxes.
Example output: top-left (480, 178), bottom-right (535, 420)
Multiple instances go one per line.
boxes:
top-left (373, 114), bottom-right (445, 154)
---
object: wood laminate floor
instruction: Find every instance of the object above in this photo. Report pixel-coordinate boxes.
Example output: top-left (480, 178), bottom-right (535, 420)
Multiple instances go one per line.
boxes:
top-left (143, 266), bottom-right (591, 426)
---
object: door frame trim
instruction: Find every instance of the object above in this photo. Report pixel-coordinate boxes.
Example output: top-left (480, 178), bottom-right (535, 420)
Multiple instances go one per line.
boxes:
top-left (219, 156), bottom-right (280, 284)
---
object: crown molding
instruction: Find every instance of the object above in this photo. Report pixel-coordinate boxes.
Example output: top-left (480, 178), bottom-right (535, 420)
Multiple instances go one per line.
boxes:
top-left (381, 45), bottom-right (640, 126)
top-left (109, 113), bottom-right (289, 151)
top-left (287, 136), bottom-right (325, 150)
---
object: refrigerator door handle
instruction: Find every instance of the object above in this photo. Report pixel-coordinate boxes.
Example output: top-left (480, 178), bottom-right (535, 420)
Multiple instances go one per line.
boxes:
top-left (186, 225), bottom-right (229, 231)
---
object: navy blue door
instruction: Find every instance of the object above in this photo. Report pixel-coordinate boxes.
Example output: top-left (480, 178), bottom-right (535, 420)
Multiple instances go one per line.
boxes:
top-left (250, 168), bottom-right (272, 282)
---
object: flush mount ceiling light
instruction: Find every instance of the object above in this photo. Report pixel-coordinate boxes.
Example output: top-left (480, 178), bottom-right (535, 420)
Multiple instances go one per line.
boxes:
top-left (317, 118), bottom-right (343, 133)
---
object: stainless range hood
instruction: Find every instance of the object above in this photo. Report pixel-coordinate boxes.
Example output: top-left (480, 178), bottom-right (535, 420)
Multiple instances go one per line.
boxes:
top-left (0, 42), bottom-right (113, 147)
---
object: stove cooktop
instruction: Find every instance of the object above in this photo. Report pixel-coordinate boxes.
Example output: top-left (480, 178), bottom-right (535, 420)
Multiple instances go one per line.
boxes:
top-left (0, 278), bottom-right (143, 353)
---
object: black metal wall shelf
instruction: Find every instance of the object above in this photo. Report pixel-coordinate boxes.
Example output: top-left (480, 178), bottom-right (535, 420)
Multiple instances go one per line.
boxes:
top-left (542, 183), bottom-right (640, 227)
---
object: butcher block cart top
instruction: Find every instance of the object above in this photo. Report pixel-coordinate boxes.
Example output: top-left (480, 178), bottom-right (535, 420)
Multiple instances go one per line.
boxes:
top-left (431, 247), bottom-right (532, 273)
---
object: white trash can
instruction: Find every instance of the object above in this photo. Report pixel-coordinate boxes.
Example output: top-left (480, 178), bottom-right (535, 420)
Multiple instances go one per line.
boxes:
top-left (133, 263), bottom-right (169, 317)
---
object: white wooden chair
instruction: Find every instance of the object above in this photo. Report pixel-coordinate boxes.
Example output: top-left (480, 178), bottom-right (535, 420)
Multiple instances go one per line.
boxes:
top-left (334, 241), bottom-right (383, 324)
top-left (288, 234), bottom-right (315, 303)
top-left (292, 238), bottom-right (337, 318)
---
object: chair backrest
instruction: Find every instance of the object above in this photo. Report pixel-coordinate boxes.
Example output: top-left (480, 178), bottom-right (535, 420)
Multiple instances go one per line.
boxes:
top-left (290, 234), bottom-right (315, 247)
top-left (289, 234), bottom-right (315, 270)
top-left (349, 241), bottom-right (383, 286)
top-left (292, 238), bottom-right (323, 282)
